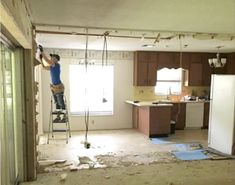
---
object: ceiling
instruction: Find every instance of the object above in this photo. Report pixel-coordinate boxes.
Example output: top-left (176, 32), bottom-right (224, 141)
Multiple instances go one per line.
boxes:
top-left (28, 0), bottom-right (235, 52)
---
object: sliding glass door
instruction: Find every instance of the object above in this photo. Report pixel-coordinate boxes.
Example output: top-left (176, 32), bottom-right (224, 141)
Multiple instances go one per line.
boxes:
top-left (0, 42), bottom-right (17, 185)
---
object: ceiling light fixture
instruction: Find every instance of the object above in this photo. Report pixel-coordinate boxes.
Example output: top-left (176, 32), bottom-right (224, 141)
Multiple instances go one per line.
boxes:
top-left (208, 46), bottom-right (226, 68)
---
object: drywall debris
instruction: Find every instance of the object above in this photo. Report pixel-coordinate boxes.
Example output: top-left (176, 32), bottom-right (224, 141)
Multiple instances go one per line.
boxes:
top-left (39, 160), bottom-right (66, 166)
top-left (60, 173), bottom-right (67, 181)
top-left (104, 175), bottom-right (111, 179)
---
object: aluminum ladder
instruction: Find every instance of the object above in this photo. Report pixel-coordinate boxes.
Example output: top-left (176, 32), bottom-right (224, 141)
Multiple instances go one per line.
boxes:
top-left (47, 95), bottom-right (71, 144)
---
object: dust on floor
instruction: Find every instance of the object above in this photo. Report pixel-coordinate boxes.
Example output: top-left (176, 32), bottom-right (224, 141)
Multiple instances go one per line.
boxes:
top-left (23, 129), bottom-right (235, 185)
top-left (21, 160), bottom-right (235, 185)
top-left (38, 129), bottom-right (209, 172)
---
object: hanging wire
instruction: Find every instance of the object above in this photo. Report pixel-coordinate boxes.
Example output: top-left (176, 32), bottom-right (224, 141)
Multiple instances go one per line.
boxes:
top-left (85, 28), bottom-right (89, 72)
top-left (101, 31), bottom-right (109, 103)
top-left (102, 31), bottom-right (109, 66)
top-left (84, 28), bottom-right (90, 148)
top-left (175, 34), bottom-right (184, 124)
top-left (179, 34), bottom-right (183, 68)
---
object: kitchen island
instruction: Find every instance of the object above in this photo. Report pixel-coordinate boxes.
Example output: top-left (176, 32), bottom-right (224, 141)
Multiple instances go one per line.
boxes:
top-left (126, 101), bottom-right (173, 137)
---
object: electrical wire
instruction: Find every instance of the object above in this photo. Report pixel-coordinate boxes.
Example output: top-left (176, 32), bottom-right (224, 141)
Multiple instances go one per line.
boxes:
top-left (175, 34), bottom-right (183, 123)
top-left (101, 32), bottom-right (109, 103)
top-left (84, 28), bottom-right (90, 148)
top-left (102, 32), bottom-right (109, 66)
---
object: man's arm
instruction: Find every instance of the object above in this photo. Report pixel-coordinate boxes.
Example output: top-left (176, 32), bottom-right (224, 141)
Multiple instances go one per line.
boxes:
top-left (41, 52), bottom-right (55, 66)
top-left (38, 45), bottom-right (55, 66)
top-left (39, 54), bottom-right (50, 70)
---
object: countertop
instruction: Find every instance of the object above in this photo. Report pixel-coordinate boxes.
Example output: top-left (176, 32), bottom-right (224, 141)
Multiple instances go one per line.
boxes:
top-left (125, 100), bottom-right (173, 107)
top-left (125, 100), bottom-right (210, 107)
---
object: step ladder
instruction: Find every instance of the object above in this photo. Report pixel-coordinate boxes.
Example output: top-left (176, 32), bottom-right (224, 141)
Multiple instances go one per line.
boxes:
top-left (47, 95), bottom-right (71, 144)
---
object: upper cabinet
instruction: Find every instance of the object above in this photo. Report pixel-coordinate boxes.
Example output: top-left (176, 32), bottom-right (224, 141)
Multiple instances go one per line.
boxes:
top-left (134, 51), bottom-right (232, 87)
top-left (201, 53), bottom-right (213, 86)
top-left (226, 53), bottom-right (235, 74)
top-left (188, 53), bottom-right (203, 86)
top-left (158, 52), bottom-right (176, 69)
top-left (134, 52), bottom-right (157, 86)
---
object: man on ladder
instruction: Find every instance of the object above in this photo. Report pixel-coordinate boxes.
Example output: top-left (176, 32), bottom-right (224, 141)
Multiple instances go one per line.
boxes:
top-left (38, 45), bottom-right (66, 122)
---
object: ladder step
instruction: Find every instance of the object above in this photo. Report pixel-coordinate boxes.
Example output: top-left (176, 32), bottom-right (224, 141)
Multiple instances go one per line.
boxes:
top-left (52, 129), bottom-right (68, 132)
top-left (52, 111), bottom-right (66, 115)
top-left (53, 118), bottom-right (68, 123)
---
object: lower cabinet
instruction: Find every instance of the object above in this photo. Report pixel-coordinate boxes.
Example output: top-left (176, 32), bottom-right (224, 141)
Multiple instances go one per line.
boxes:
top-left (171, 103), bottom-right (186, 130)
top-left (138, 106), bottom-right (171, 137)
top-left (132, 105), bottom-right (139, 129)
top-left (203, 102), bottom-right (210, 129)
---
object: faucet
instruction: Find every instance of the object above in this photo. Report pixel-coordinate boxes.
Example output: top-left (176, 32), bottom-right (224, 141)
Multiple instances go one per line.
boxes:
top-left (166, 87), bottom-right (171, 100)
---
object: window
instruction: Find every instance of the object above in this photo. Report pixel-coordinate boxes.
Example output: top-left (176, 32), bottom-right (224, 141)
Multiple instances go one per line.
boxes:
top-left (69, 64), bottom-right (114, 115)
top-left (155, 68), bottom-right (183, 95)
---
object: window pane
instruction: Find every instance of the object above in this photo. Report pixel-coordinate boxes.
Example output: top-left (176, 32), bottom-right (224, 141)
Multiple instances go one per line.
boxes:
top-left (155, 82), bottom-right (181, 95)
top-left (157, 68), bottom-right (182, 81)
top-left (155, 68), bottom-right (182, 95)
top-left (69, 64), bottom-right (113, 115)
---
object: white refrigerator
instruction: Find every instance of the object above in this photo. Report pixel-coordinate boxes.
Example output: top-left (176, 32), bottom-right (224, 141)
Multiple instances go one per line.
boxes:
top-left (208, 75), bottom-right (235, 155)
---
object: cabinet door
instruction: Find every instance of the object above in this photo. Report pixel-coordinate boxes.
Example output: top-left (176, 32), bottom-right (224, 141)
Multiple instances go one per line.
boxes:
top-left (174, 52), bottom-right (190, 69)
top-left (189, 63), bottom-right (203, 86)
top-left (134, 52), bottom-right (157, 86)
top-left (202, 53), bottom-right (213, 86)
top-left (150, 107), bottom-right (171, 136)
top-left (190, 53), bottom-right (202, 63)
top-left (132, 106), bottom-right (139, 129)
top-left (171, 103), bottom-right (186, 130)
top-left (158, 52), bottom-right (176, 69)
top-left (136, 51), bottom-right (149, 61)
top-left (203, 102), bottom-right (210, 129)
top-left (148, 61), bottom-right (158, 86)
top-left (135, 60), bottom-right (148, 86)
top-left (226, 53), bottom-right (235, 74)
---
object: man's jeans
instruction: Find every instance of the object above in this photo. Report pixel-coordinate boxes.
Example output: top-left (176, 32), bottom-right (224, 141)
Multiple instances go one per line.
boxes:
top-left (53, 92), bottom-right (65, 109)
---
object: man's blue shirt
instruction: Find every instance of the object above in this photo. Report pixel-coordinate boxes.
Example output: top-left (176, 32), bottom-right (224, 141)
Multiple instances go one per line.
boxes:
top-left (50, 63), bottom-right (61, 85)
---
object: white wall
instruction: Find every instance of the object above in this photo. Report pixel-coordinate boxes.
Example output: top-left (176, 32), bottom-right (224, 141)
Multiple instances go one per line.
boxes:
top-left (40, 49), bottom-right (134, 132)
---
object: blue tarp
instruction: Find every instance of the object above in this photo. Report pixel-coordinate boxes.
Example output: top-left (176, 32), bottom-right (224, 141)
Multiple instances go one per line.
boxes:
top-left (172, 149), bottom-right (209, 161)
top-left (150, 138), bottom-right (172, 144)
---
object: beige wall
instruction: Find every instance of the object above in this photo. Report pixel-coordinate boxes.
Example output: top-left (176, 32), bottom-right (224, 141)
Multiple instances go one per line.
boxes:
top-left (39, 49), bottom-right (134, 132)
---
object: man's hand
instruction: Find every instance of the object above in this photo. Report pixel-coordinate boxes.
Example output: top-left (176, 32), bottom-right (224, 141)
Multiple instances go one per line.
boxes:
top-left (38, 45), bottom-right (44, 52)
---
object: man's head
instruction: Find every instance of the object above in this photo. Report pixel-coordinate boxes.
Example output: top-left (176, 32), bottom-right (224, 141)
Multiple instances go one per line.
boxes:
top-left (50, 54), bottom-right (60, 63)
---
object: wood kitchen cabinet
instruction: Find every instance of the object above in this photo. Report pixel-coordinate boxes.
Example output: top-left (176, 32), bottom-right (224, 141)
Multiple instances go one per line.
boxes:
top-left (174, 52), bottom-right (190, 69)
top-left (158, 52), bottom-right (177, 69)
top-left (134, 51), bottom-right (157, 86)
top-left (134, 51), bottom-right (233, 87)
top-left (201, 53), bottom-right (213, 86)
top-left (188, 53), bottom-right (203, 86)
top-left (171, 103), bottom-right (186, 130)
top-left (203, 102), bottom-right (210, 129)
top-left (138, 106), bottom-right (171, 137)
top-left (132, 106), bottom-right (139, 129)
top-left (226, 53), bottom-right (235, 74)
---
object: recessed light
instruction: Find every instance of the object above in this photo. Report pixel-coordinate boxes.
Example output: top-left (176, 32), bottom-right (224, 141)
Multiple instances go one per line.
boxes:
top-left (142, 44), bottom-right (156, 48)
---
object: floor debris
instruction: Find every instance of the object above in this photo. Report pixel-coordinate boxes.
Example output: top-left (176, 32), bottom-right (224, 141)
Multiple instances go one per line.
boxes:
top-left (60, 173), bottom-right (67, 181)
